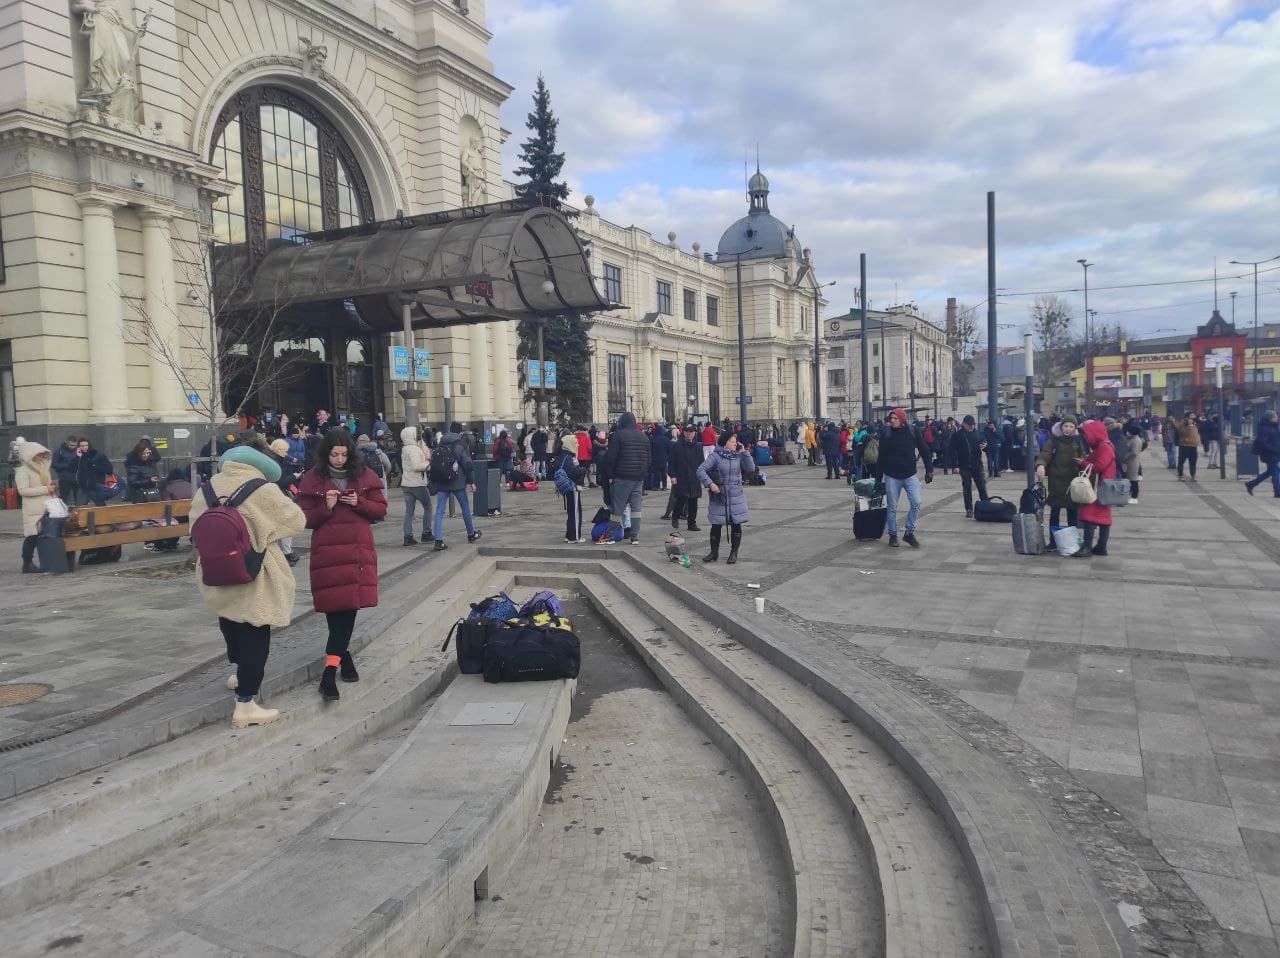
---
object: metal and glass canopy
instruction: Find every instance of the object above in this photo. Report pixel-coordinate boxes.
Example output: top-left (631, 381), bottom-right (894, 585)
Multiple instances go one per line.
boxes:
top-left (231, 198), bottom-right (613, 330)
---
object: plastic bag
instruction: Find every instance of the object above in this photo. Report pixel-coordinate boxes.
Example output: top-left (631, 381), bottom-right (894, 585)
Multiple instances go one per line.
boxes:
top-left (44, 497), bottom-right (69, 519)
top-left (1052, 525), bottom-right (1080, 557)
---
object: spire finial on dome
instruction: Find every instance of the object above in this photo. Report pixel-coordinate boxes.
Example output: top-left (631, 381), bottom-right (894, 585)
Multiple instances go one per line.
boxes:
top-left (747, 150), bottom-right (770, 214)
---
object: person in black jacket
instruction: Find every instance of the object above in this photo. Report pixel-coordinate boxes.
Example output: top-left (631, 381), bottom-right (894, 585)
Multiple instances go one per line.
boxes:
top-left (429, 422), bottom-right (481, 550)
top-left (820, 422), bottom-right (842, 479)
top-left (73, 438), bottom-right (116, 504)
top-left (601, 411), bottom-right (651, 544)
top-left (949, 415), bottom-right (989, 517)
top-left (51, 435), bottom-right (82, 504)
top-left (667, 423), bottom-right (704, 532)
top-left (648, 424), bottom-right (671, 491)
top-left (879, 408), bottom-right (933, 547)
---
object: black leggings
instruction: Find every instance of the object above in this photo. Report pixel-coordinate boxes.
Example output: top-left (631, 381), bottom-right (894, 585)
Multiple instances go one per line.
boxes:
top-left (1082, 521), bottom-right (1111, 553)
top-left (709, 523), bottom-right (742, 554)
top-left (672, 493), bottom-right (699, 526)
top-left (220, 618), bottom-right (271, 698)
top-left (1049, 505), bottom-right (1079, 527)
top-left (1177, 445), bottom-right (1198, 478)
top-left (22, 535), bottom-right (37, 565)
top-left (325, 610), bottom-right (358, 657)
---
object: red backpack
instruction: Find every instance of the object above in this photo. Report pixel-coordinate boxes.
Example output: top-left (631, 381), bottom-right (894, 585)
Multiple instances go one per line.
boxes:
top-left (191, 479), bottom-right (268, 587)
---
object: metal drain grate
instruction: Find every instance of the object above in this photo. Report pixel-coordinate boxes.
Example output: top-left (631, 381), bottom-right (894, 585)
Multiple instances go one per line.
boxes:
top-left (0, 683), bottom-right (52, 707)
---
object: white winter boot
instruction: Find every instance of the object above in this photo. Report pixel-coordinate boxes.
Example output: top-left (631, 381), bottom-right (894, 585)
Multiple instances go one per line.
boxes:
top-left (231, 699), bottom-right (280, 729)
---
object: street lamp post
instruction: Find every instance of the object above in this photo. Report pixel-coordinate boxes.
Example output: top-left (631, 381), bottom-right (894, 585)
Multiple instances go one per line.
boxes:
top-left (1229, 255), bottom-right (1280, 398)
top-left (728, 245), bottom-right (762, 426)
top-left (1078, 259), bottom-right (1093, 412)
top-left (812, 279), bottom-right (836, 421)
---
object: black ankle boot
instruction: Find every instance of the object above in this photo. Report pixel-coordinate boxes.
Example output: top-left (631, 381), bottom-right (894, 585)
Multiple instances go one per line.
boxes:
top-left (319, 666), bottom-right (340, 700)
top-left (726, 549), bottom-right (738, 565)
top-left (339, 652), bottom-right (359, 683)
top-left (702, 550), bottom-right (718, 563)
top-left (21, 561), bottom-right (43, 574)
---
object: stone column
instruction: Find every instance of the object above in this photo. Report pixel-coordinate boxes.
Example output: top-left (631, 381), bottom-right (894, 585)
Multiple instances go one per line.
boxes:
top-left (140, 210), bottom-right (190, 418)
top-left (650, 346), bottom-right (662, 420)
top-left (468, 322), bottom-right (491, 419)
top-left (491, 321), bottom-right (516, 417)
top-left (77, 195), bottom-right (132, 421)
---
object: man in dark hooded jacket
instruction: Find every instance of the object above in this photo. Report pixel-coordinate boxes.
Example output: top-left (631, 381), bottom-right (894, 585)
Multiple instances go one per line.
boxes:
top-left (949, 415), bottom-right (989, 517)
top-left (878, 407), bottom-right (933, 547)
top-left (602, 412), bottom-right (651, 543)
top-left (820, 422), bottom-right (842, 479)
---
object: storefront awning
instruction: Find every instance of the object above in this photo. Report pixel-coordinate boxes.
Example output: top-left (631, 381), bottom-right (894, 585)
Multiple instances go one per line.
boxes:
top-left (231, 199), bottom-right (614, 330)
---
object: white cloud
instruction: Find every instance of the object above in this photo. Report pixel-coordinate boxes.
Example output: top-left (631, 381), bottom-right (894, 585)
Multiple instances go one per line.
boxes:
top-left (490, 1), bottom-right (1280, 335)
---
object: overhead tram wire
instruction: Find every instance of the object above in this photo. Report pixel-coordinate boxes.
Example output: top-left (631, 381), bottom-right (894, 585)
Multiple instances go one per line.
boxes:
top-left (997, 263), bottom-right (1280, 299)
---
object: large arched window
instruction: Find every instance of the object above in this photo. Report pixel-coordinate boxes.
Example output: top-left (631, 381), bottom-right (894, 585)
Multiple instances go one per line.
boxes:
top-left (209, 86), bottom-right (374, 259)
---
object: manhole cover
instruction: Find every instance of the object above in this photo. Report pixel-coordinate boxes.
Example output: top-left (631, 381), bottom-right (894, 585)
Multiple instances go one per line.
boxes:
top-left (0, 683), bottom-right (52, 707)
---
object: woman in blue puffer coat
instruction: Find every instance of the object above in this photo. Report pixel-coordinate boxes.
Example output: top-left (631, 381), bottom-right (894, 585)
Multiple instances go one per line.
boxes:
top-left (696, 430), bottom-right (757, 565)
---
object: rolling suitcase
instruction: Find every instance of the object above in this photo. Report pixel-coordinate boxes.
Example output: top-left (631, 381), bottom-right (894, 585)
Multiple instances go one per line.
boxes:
top-left (1011, 514), bottom-right (1046, 555)
top-left (852, 495), bottom-right (887, 541)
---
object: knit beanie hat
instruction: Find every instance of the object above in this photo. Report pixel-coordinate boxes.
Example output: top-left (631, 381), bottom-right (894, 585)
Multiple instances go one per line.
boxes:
top-left (220, 444), bottom-right (282, 482)
top-left (1060, 414), bottom-right (1077, 426)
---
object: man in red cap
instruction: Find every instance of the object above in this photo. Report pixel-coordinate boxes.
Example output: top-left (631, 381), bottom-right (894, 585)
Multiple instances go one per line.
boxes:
top-left (878, 408), bottom-right (933, 547)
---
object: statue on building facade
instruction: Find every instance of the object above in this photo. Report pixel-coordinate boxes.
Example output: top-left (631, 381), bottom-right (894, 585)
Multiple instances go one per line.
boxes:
top-left (73, 0), bottom-right (150, 124)
top-left (460, 134), bottom-right (487, 205)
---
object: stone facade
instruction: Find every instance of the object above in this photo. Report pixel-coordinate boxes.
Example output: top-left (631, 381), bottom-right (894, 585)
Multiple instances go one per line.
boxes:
top-left (0, 0), bottom-right (520, 454)
top-left (573, 193), bottom-right (828, 427)
top-left (823, 305), bottom-right (955, 422)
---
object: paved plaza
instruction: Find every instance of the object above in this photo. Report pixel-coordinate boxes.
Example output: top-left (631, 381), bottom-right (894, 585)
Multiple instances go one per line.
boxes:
top-left (1, 449), bottom-right (1279, 954)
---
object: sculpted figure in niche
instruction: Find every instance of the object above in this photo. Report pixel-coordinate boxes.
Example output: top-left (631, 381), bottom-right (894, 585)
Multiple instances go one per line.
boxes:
top-left (73, 0), bottom-right (149, 123)
top-left (460, 134), bottom-right (486, 205)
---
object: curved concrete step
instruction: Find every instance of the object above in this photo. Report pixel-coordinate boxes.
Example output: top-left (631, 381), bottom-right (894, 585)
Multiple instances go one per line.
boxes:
top-left (0, 566), bottom-right (516, 922)
top-left (576, 572), bottom-right (885, 957)
top-left (589, 566), bottom-right (990, 958)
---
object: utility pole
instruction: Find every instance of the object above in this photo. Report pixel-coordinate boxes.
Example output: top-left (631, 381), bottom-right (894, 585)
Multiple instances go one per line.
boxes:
top-left (812, 280), bottom-right (835, 421)
top-left (1024, 333), bottom-right (1035, 490)
top-left (399, 300), bottom-right (420, 428)
top-left (986, 192), bottom-right (998, 424)
top-left (1078, 258), bottom-right (1093, 412)
top-left (859, 254), bottom-right (870, 423)
top-left (729, 245), bottom-right (761, 425)
top-left (1229, 255), bottom-right (1280, 399)
top-left (1217, 362), bottom-right (1226, 480)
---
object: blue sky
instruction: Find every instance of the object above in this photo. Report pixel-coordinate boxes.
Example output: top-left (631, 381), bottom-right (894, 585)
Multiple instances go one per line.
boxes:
top-left (488, 0), bottom-right (1280, 343)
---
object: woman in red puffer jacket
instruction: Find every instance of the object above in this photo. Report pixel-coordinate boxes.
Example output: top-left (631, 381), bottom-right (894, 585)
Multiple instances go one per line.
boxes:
top-left (298, 429), bottom-right (387, 701)
top-left (1074, 419), bottom-right (1116, 558)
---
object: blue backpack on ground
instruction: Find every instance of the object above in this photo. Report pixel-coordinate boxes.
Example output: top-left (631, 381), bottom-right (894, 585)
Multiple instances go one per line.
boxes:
top-left (468, 592), bottom-right (520, 622)
top-left (520, 590), bottom-right (565, 618)
top-left (591, 519), bottom-right (624, 542)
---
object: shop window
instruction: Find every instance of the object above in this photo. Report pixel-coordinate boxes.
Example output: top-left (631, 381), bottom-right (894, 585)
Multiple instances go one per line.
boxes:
top-left (0, 340), bottom-right (15, 425)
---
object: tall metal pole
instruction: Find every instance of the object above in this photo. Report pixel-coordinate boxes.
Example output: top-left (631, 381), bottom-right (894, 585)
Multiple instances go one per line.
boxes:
top-left (1217, 363), bottom-right (1226, 480)
top-left (1024, 333), bottom-right (1035, 490)
top-left (859, 253), bottom-right (870, 422)
top-left (736, 255), bottom-right (747, 425)
top-left (986, 192), bottom-right (998, 425)
top-left (908, 325), bottom-right (916, 418)
top-left (879, 317), bottom-right (887, 416)
top-left (1078, 259), bottom-right (1092, 413)
top-left (932, 341), bottom-right (939, 420)
top-left (1229, 254), bottom-right (1280, 403)
top-left (536, 318), bottom-right (548, 427)
top-left (812, 284), bottom-right (822, 421)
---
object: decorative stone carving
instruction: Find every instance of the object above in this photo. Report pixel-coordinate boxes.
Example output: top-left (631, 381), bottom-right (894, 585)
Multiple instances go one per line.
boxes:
top-left (73, 0), bottom-right (149, 124)
top-left (299, 38), bottom-right (328, 79)
top-left (460, 132), bottom-right (486, 205)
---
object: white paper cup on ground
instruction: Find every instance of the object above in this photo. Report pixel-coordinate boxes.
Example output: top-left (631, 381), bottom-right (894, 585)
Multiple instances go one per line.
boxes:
top-left (754, 596), bottom-right (766, 614)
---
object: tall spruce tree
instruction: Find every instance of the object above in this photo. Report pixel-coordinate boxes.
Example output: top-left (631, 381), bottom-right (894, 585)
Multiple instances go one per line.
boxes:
top-left (514, 74), bottom-right (569, 202)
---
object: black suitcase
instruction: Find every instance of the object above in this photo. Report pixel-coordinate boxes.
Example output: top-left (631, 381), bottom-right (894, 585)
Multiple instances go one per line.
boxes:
top-left (36, 537), bottom-right (71, 574)
top-left (853, 500), bottom-right (887, 541)
top-left (482, 619), bottom-right (580, 683)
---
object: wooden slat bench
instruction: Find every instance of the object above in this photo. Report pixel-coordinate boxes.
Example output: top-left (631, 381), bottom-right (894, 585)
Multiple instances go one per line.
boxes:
top-left (62, 500), bottom-right (192, 559)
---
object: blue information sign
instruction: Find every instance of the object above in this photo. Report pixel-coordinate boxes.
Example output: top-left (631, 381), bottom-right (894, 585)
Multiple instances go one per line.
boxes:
top-left (527, 359), bottom-right (542, 388)
top-left (543, 361), bottom-right (557, 389)
top-left (390, 346), bottom-right (431, 381)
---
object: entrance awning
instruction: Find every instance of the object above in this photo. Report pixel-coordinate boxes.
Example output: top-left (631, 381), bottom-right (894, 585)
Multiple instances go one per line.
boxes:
top-left (232, 199), bottom-right (614, 331)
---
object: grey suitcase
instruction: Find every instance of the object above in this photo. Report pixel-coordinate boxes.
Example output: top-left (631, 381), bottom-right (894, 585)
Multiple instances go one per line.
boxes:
top-left (1011, 514), bottom-right (1046, 555)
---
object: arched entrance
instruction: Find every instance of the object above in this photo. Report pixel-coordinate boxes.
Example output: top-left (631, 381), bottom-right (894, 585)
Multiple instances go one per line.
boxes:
top-left (207, 85), bottom-right (383, 430)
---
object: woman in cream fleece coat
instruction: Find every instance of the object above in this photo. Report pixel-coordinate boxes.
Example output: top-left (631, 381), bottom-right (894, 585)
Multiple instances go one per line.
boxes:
top-left (189, 443), bottom-right (305, 729)
top-left (15, 440), bottom-right (57, 573)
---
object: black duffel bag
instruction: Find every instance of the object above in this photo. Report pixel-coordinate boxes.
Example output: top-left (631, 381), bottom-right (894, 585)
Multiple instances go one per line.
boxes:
top-left (973, 496), bottom-right (1016, 522)
top-left (482, 616), bottom-right (580, 683)
top-left (442, 617), bottom-right (500, 674)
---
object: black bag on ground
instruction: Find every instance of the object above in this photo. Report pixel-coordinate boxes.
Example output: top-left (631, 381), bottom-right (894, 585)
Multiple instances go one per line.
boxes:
top-left (442, 617), bottom-right (499, 675)
top-left (1019, 485), bottom-right (1046, 515)
top-left (482, 617), bottom-right (580, 683)
top-left (973, 496), bottom-right (1016, 522)
top-left (36, 517), bottom-right (70, 574)
top-left (852, 497), bottom-right (887, 541)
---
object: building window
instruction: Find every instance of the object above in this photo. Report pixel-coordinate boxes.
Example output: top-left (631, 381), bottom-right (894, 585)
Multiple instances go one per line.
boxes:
top-left (0, 340), bottom-right (14, 424)
top-left (708, 366), bottom-right (721, 421)
top-left (776, 302), bottom-right (782, 326)
top-left (0, 214), bottom-right (6, 284)
top-left (603, 262), bottom-right (622, 303)
top-left (683, 288), bottom-right (696, 321)
top-left (873, 367), bottom-right (880, 385)
top-left (657, 280), bottom-right (673, 315)
top-left (776, 358), bottom-right (785, 382)
top-left (828, 369), bottom-right (846, 389)
top-left (872, 342), bottom-right (879, 357)
top-left (829, 346), bottom-right (844, 359)
top-left (706, 295), bottom-right (719, 327)
top-left (208, 86), bottom-right (374, 258)
top-left (685, 363), bottom-right (699, 414)
top-left (800, 305), bottom-right (808, 331)
top-left (607, 353), bottom-right (628, 414)
top-left (660, 359), bottom-right (675, 422)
